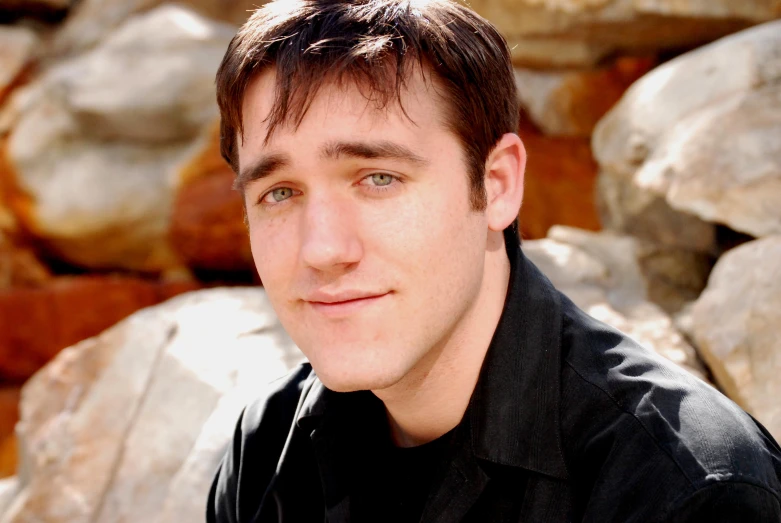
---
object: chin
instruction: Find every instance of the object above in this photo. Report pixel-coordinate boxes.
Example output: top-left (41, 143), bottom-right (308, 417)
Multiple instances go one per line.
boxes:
top-left (311, 357), bottom-right (409, 393)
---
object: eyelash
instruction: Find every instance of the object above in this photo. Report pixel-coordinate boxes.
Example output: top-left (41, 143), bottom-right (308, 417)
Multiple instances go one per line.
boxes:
top-left (257, 172), bottom-right (402, 206)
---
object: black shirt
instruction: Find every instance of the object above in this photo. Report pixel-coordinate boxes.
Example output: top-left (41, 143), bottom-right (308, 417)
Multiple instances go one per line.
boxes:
top-left (353, 425), bottom-right (455, 523)
top-left (207, 227), bottom-right (781, 523)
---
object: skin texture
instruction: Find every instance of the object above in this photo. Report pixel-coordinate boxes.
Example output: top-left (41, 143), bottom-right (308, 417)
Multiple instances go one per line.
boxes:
top-left (238, 67), bottom-right (526, 446)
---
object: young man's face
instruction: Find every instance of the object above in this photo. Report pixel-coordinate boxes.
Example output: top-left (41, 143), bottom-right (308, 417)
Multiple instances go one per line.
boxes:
top-left (238, 68), bottom-right (491, 392)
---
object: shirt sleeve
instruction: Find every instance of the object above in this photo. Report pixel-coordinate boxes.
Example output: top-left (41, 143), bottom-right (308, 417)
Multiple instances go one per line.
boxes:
top-left (662, 482), bottom-right (781, 523)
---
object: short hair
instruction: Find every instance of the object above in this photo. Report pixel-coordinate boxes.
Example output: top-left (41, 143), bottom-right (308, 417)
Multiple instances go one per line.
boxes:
top-left (215, 0), bottom-right (519, 211)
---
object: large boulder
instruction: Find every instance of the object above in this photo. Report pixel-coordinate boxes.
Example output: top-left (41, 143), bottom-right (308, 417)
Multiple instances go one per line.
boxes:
top-left (4, 6), bottom-right (235, 272)
top-left (691, 235), bottom-right (781, 442)
top-left (48, 0), bottom-right (256, 59)
top-left (0, 27), bottom-right (37, 103)
top-left (525, 226), bottom-right (708, 379)
top-left (469, 0), bottom-right (781, 67)
top-left (515, 57), bottom-right (655, 137)
top-left (593, 20), bottom-right (781, 243)
top-left (170, 124), bottom-right (253, 273)
top-left (0, 287), bottom-right (305, 523)
top-left (0, 275), bottom-right (198, 382)
top-left (517, 121), bottom-right (601, 239)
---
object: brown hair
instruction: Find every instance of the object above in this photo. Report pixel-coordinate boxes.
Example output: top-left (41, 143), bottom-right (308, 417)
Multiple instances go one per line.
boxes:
top-left (215, 0), bottom-right (518, 210)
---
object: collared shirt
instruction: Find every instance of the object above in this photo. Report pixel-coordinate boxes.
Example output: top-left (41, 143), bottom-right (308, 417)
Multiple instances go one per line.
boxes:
top-left (207, 228), bottom-right (781, 523)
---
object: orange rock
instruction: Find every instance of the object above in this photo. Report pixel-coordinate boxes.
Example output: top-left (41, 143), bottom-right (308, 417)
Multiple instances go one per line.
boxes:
top-left (0, 387), bottom-right (20, 478)
top-left (0, 276), bottom-right (200, 382)
top-left (171, 123), bottom-right (253, 272)
top-left (515, 56), bottom-right (656, 137)
top-left (0, 231), bottom-right (51, 289)
top-left (0, 434), bottom-right (16, 479)
top-left (518, 119), bottom-right (601, 240)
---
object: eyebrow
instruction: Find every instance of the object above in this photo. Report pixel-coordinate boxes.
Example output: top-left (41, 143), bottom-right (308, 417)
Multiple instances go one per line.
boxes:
top-left (234, 140), bottom-right (428, 192)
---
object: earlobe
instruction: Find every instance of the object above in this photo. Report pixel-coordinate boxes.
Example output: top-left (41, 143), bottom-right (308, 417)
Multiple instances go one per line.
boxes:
top-left (484, 133), bottom-right (526, 232)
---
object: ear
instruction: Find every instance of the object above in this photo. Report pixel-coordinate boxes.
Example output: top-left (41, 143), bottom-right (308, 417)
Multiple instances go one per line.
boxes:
top-left (484, 133), bottom-right (526, 232)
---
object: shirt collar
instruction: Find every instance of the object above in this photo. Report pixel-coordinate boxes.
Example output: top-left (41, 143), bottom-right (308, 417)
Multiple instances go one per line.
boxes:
top-left (296, 225), bottom-right (569, 480)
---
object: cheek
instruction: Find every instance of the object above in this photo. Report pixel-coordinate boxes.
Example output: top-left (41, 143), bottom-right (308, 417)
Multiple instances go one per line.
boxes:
top-left (248, 216), bottom-right (298, 288)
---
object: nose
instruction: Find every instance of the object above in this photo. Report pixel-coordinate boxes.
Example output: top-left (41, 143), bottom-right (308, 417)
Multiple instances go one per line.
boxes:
top-left (300, 195), bottom-right (363, 272)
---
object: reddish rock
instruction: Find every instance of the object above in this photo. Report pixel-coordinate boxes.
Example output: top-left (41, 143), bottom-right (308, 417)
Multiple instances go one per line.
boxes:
top-left (0, 232), bottom-right (51, 289)
top-left (171, 124), bottom-right (253, 272)
top-left (515, 57), bottom-right (656, 137)
top-left (0, 276), bottom-right (200, 382)
top-left (0, 434), bottom-right (16, 479)
top-left (0, 387), bottom-right (19, 478)
top-left (518, 119), bottom-right (601, 240)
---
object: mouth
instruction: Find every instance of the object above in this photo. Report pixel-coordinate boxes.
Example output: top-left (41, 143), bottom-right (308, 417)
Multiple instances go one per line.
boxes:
top-left (305, 291), bottom-right (391, 316)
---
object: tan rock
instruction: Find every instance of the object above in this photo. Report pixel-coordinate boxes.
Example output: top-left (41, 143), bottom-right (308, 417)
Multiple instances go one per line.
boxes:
top-left (525, 226), bottom-right (708, 379)
top-left (515, 57), bottom-right (655, 137)
top-left (49, 0), bottom-right (256, 59)
top-left (593, 21), bottom-right (781, 244)
top-left (518, 121), bottom-right (601, 239)
top-left (0, 27), bottom-right (37, 105)
top-left (5, 6), bottom-right (235, 272)
top-left (692, 235), bottom-right (781, 441)
top-left (0, 275), bottom-right (199, 382)
top-left (469, 0), bottom-right (779, 67)
top-left (0, 287), bottom-right (305, 523)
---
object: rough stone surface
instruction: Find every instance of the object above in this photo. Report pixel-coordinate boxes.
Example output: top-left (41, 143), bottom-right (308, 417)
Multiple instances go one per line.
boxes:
top-left (518, 121), bottom-right (601, 239)
top-left (49, 0), bottom-right (257, 58)
top-left (170, 124), bottom-right (252, 272)
top-left (593, 21), bottom-right (781, 243)
top-left (0, 287), bottom-right (305, 523)
top-left (0, 388), bottom-right (19, 479)
top-left (514, 57), bottom-right (654, 137)
top-left (0, 276), bottom-right (199, 382)
top-left (469, 0), bottom-right (780, 67)
top-left (4, 6), bottom-right (235, 272)
top-left (692, 235), bottom-right (781, 442)
top-left (0, 232), bottom-right (51, 290)
top-left (0, 27), bottom-right (37, 104)
top-left (525, 226), bottom-right (708, 379)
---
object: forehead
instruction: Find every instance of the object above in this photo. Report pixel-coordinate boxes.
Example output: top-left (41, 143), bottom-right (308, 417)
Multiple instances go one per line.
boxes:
top-left (237, 66), bottom-right (452, 164)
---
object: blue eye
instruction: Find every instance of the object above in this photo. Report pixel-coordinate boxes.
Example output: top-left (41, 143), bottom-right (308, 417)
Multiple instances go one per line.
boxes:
top-left (370, 173), bottom-right (395, 186)
top-left (264, 187), bottom-right (294, 203)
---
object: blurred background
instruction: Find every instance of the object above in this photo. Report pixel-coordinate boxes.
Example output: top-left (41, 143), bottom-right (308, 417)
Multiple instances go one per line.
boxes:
top-left (0, 0), bottom-right (779, 520)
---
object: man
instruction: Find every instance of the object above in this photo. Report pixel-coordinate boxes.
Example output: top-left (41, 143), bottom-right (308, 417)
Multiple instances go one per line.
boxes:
top-left (206, 0), bottom-right (781, 521)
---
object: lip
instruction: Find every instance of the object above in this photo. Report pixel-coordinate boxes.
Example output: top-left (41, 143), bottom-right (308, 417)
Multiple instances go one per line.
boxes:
top-left (305, 291), bottom-right (391, 316)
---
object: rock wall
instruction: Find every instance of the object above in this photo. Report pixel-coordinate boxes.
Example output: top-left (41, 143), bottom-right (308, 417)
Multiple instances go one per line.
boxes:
top-left (0, 0), bottom-right (779, 518)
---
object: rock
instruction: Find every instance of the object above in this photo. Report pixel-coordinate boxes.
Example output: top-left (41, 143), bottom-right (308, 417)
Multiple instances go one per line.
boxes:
top-left (0, 287), bottom-right (305, 523)
top-left (0, 232), bottom-right (51, 289)
top-left (0, 0), bottom-right (71, 22)
top-left (514, 57), bottom-right (654, 137)
top-left (633, 241), bottom-right (712, 315)
top-left (49, 0), bottom-right (257, 59)
top-left (0, 27), bottom-right (37, 104)
top-left (593, 21), bottom-right (781, 243)
top-left (468, 0), bottom-right (780, 67)
top-left (0, 389), bottom-right (19, 443)
top-left (691, 235), bottom-right (781, 441)
top-left (518, 120), bottom-right (601, 239)
top-left (0, 275), bottom-right (199, 382)
top-left (0, 437), bottom-right (15, 480)
top-left (0, 478), bottom-right (17, 518)
top-left (525, 226), bottom-right (708, 379)
top-left (4, 6), bottom-right (235, 272)
top-left (170, 123), bottom-right (252, 272)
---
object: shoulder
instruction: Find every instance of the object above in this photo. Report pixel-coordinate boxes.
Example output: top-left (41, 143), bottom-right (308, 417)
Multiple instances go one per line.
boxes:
top-left (556, 294), bottom-right (781, 519)
top-left (206, 362), bottom-right (316, 523)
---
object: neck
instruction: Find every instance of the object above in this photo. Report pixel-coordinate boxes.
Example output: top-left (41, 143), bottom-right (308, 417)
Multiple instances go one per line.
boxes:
top-left (372, 232), bottom-right (511, 447)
